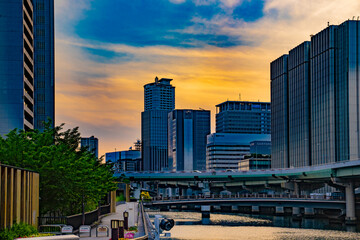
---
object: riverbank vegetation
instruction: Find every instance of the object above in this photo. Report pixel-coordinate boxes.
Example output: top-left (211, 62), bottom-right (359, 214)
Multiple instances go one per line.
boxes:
top-left (0, 122), bottom-right (117, 216)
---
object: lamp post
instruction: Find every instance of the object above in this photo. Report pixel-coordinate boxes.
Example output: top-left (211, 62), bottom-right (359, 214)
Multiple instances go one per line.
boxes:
top-left (119, 220), bottom-right (125, 238)
top-left (123, 211), bottom-right (129, 230)
top-left (111, 220), bottom-right (119, 240)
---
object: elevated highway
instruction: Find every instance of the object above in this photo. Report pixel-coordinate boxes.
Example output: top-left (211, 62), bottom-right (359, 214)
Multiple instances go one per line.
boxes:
top-left (117, 160), bottom-right (360, 223)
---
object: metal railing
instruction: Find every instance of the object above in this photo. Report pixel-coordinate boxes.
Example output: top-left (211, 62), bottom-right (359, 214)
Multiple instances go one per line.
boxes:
top-left (38, 204), bottom-right (111, 232)
top-left (153, 193), bottom-right (345, 201)
top-left (140, 202), bottom-right (155, 240)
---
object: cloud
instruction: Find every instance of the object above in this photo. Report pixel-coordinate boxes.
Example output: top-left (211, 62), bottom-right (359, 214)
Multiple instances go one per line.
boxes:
top-left (55, 0), bottom-right (360, 156)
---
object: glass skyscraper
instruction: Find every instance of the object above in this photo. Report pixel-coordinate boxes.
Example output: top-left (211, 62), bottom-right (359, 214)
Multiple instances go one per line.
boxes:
top-left (0, 0), bottom-right (54, 136)
top-left (216, 101), bottom-right (271, 134)
top-left (80, 136), bottom-right (99, 158)
top-left (270, 55), bottom-right (289, 168)
top-left (288, 41), bottom-right (311, 167)
top-left (0, 0), bottom-right (35, 135)
top-left (271, 20), bottom-right (360, 168)
top-left (141, 77), bottom-right (175, 171)
top-left (168, 109), bottom-right (210, 171)
top-left (33, 0), bottom-right (55, 130)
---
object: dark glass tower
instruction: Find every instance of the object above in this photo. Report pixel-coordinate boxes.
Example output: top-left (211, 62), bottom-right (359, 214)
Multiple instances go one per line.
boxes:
top-left (270, 55), bottom-right (289, 168)
top-left (0, 0), bottom-right (35, 135)
top-left (33, 0), bottom-right (55, 130)
top-left (288, 41), bottom-right (311, 167)
top-left (216, 101), bottom-right (271, 134)
top-left (141, 77), bottom-right (175, 171)
top-left (168, 109), bottom-right (210, 171)
top-left (0, 0), bottom-right (54, 136)
top-left (271, 20), bottom-right (360, 168)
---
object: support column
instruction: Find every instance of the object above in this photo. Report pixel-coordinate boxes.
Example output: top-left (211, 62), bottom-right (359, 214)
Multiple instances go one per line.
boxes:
top-left (252, 206), bottom-right (259, 213)
top-left (294, 182), bottom-right (300, 197)
top-left (292, 207), bottom-right (301, 216)
top-left (201, 205), bottom-right (210, 224)
top-left (304, 207), bottom-right (314, 218)
top-left (345, 182), bottom-right (356, 224)
top-left (275, 206), bottom-right (284, 215)
top-left (125, 184), bottom-right (130, 202)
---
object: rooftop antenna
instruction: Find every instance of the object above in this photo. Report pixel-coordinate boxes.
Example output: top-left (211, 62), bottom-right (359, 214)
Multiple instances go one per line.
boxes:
top-left (358, 16), bottom-right (359, 20)
top-left (327, 21), bottom-right (329, 27)
top-left (353, 16), bottom-right (355, 20)
top-left (239, 93), bottom-right (241, 101)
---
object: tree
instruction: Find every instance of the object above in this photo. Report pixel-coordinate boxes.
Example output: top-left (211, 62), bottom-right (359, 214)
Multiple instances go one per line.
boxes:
top-left (0, 122), bottom-right (117, 216)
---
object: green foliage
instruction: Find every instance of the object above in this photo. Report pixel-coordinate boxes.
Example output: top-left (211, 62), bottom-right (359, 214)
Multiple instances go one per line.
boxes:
top-left (0, 121), bottom-right (117, 216)
top-left (116, 192), bottom-right (125, 202)
top-left (128, 226), bottom-right (138, 232)
top-left (0, 229), bottom-right (16, 240)
top-left (0, 223), bottom-right (38, 239)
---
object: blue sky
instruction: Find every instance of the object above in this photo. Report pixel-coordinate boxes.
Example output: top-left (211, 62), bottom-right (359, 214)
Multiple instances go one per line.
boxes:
top-left (55, 0), bottom-right (360, 156)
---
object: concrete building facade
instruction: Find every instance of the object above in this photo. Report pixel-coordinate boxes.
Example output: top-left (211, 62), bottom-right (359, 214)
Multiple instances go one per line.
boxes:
top-left (168, 109), bottom-right (210, 171)
top-left (206, 133), bottom-right (270, 170)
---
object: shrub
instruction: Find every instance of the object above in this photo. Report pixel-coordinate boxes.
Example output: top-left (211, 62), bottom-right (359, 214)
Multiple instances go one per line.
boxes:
top-left (10, 222), bottom-right (38, 238)
top-left (0, 223), bottom-right (38, 240)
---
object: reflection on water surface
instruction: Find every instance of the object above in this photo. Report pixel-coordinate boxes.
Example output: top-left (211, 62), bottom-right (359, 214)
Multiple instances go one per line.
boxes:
top-left (148, 211), bottom-right (360, 240)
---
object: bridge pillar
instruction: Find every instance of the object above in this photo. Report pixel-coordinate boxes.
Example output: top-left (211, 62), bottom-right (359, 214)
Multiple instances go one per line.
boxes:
top-left (292, 207), bottom-right (301, 217)
top-left (275, 206), bottom-right (284, 215)
top-left (125, 184), bottom-right (130, 202)
top-left (201, 205), bottom-right (211, 224)
top-left (294, 182), bottom-right (300, 197)
top-left (181, 188), bottom-right (187, 197)
top-left (345, 181), bottom-right (356, 224)
top-left (304, 207), bottom-right (314, 217)
top-left (252, 206), bottom-right (259, 213)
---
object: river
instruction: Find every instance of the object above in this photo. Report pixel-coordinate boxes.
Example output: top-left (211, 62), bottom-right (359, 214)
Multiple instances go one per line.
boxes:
top-left (148, 211), bottom-right (360, 240)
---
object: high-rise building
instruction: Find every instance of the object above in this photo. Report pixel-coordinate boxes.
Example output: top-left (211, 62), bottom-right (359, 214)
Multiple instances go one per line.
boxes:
top-left (106, 150), bottom-right (142, 172)
top-left (206, 133), bottom-right (270, 170)
top-left (206, 100), bottom-right (271, 170)
top-left (33, 0), bottom-right (55, 130)
top-left (0, 0), bottom-right (54, 136)
top-left (168, 109), bottom-right (210, 171)
top-left (270, 55), bottom-right (289, 168)
top-left (0, 0), bottom-right (35, 135)
top-left (81, 136), bottom-right (99, 158)
top-left (216, 101), bottom-right (271, 134)
top-left (271, 20), bottom-right (360, 168)
top-left (142, 77), bottom-right (175, 171)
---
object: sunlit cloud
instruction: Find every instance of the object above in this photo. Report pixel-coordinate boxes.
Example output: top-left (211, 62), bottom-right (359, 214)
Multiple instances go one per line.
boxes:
top-left (55, 0), bottom-right (360, 156)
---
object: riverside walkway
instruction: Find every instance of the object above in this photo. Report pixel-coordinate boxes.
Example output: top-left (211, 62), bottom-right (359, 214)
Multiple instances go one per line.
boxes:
top-left (82, 202), bottom-right (147, 240)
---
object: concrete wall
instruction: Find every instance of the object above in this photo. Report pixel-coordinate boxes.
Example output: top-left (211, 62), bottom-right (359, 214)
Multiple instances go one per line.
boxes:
top-left (0, 164), bottom-right (39, 229)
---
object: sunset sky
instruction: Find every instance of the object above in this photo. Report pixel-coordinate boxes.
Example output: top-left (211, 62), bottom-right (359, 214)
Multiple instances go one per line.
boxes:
top-left (54, 0), bottom-right (360, 157)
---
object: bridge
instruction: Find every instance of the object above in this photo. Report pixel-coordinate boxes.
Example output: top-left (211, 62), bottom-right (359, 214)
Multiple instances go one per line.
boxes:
top-left (117, 160), bottom-right (360, 224)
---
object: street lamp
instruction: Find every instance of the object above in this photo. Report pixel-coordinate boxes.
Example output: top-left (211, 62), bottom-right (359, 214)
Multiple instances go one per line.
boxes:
top-left (123, 211), bottom-right (129, 230)
top-left (119, 220), bottom-right (125, 238)
top-left (111, 220), bottom-right (119, 240)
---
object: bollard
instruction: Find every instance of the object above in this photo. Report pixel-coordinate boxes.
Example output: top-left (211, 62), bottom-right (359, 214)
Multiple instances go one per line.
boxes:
top-left (119, 220), bottom-right (125, 238)
top-left (123, 211), bottom-right (129, 230)
top-left (111, 220), bottom-right (119, 240)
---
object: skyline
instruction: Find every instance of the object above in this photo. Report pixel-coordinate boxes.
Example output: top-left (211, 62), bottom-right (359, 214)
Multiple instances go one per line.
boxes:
top-left (54, 0), bottom-right (360, 156)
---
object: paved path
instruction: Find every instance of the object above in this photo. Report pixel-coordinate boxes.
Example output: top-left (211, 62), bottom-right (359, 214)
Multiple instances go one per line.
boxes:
top-left (81, 202), bottom-right (146, 239)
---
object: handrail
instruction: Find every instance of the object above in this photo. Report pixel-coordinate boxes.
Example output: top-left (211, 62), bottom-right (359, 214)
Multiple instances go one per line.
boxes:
top-left (132, 202), bottom-right (150, 240)
top-left (151, 194), bottom-right (345, 202)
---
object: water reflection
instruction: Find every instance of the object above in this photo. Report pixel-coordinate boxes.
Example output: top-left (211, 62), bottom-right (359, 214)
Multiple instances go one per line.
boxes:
top-left (148, 210), bottom-right (360, 240)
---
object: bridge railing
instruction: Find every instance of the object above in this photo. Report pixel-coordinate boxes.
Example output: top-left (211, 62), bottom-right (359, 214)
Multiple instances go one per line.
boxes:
top-left (153, 194), bottom-right (344, 201)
